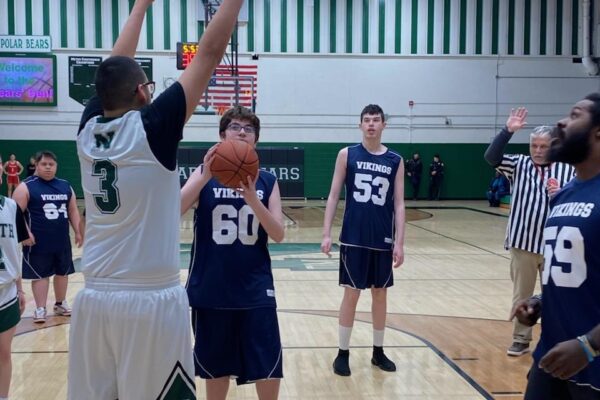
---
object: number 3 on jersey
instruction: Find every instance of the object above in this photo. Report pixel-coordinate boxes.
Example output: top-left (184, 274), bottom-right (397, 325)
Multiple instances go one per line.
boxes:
top-left (213, 205), bottom-right (258, 245)
top-left (92, 159), bottom-right (121, 214)
top-left (353, 173), bottom-right (390, 206)
top-left (543, 226), bottom-right (587, 288)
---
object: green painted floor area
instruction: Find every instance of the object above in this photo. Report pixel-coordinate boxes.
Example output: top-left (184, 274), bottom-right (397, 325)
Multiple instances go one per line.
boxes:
top-left (75, 243), bottom-right (340, 272)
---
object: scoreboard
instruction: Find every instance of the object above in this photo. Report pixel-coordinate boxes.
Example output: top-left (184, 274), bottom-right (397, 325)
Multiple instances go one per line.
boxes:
top-left (176, 42), bottom-right (199, 70)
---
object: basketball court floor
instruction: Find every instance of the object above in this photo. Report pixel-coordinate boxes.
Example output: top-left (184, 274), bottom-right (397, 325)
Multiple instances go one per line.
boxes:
top-left (9, 200), bottom-right (538, 399)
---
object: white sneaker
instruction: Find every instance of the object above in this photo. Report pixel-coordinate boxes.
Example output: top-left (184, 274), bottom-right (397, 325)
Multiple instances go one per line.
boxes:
top-left (33, 307), bottom-right (47, 323)
top-left (54, 301), bottom-right (72, 316)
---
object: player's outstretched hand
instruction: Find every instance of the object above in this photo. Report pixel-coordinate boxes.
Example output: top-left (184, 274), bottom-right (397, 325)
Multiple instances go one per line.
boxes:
top-left (393, 246), bottom-right (404, 268)
top-left (321, 236), bottom-right (332, 257)
top-left (506, 107), bottom-right (528, 133)
top-left (509, 297), bottom-right (541, 326)
top-left (539, 339), bottom-right (589, 380)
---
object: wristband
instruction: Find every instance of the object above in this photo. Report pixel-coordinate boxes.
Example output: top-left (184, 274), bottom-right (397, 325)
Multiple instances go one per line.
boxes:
top-left (577, 336), bottom-right (595, 363)
top-left (585, 334), bottom-right (600, 357)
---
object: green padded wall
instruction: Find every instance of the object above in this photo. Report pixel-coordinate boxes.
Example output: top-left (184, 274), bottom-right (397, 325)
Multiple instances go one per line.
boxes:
top-left (0, 140), bottom-right (529, 199)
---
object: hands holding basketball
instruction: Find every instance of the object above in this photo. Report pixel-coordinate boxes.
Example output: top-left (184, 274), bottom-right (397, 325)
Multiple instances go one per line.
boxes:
top-left (210, 140), bottom-right (259, 189)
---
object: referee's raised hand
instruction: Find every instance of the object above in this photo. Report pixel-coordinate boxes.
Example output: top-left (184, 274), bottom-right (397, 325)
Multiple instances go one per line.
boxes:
top-left (506, 107), bottom-right (528, 133)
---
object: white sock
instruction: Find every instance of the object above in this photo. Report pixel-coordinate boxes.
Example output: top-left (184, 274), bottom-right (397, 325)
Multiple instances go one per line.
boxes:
top-left (339, 325), bottom-right (353, 350)
top-left (373, 329), bottom-right (385, 347)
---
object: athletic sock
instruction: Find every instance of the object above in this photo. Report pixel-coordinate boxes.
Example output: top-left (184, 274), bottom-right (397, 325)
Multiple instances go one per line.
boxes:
top-left (339, 325), bottom-right (353, 350)
top-left (373, 329), bottom-right (385, 347)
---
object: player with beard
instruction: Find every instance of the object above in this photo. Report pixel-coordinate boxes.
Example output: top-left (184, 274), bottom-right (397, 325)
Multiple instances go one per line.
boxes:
top-left (511, 93), bottom-right (600, 399)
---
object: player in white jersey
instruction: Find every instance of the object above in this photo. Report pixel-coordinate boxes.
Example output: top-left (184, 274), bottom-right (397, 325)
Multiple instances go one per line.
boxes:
top-left (0, 195), bottom-right (31, 400)
top-left (70, 1), bottom-right (244, 399)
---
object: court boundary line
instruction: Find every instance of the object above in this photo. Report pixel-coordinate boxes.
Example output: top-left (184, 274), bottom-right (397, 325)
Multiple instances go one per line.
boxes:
top-left (281, 309), bottom-right (494, 400)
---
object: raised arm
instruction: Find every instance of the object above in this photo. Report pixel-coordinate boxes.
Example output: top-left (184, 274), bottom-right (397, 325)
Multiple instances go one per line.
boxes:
top-left (321, 148), bottom-right (348, 256)
top-left (111, 0), bottom-right (154, 57)
top-left (178, 0), bottom-right (244, 121)
top-left (484, 108), bottom-right (528, 167)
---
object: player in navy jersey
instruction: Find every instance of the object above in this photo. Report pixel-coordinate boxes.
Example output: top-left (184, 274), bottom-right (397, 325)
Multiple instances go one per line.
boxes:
top-left (181, 106), bottom-right (284, 400)
top-left (12, 151), bottom-right (81, 324)
top-left (321, 104), bottom-right (406, 377)
top-left (511, 93), bottom-right (600, 399)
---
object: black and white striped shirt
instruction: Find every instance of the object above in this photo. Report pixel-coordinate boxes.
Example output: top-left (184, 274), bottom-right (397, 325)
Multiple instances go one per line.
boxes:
top-left (497, 155), bottom-right (575, 254)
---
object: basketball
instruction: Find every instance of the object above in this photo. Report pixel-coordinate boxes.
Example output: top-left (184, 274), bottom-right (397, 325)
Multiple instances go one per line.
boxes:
top-left (210, 139), bottom-right (259, 188)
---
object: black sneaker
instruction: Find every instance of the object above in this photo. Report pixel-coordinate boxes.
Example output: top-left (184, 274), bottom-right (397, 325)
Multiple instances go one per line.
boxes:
top-left (371, 346), bottom-right (396, 372)
top-left (333, 349), bottom-right (351, 376)
top-left (507, 342), bottom-right (530, 357)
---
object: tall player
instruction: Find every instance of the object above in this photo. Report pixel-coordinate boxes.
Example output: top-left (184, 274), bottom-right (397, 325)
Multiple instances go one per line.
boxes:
top-left (511, 93), bottom-right (600, 399)
top-left (321, 104), bottom-right (406, 376)
top-left (0, 194), bottom-right (30, 400)
top-left (12, 151), bottom-right (82, 323)
top-left (181, 106), bottom-right (284, 400)
top-left (71, 0), bottom-right (243, 399)
top-left (3, 155), bottom-right (23, 198)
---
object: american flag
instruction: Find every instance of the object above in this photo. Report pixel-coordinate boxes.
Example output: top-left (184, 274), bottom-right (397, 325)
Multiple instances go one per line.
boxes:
top-left (199, 64), bottom-right (258, 112)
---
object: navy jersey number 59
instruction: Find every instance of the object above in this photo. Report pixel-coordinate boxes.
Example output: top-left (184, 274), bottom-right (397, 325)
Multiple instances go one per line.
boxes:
top-left (543, 226), bottom-right (587, 288)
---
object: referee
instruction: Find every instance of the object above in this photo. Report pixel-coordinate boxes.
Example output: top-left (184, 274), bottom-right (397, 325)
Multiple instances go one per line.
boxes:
top-left (485, 108), bottom-right (575, 357)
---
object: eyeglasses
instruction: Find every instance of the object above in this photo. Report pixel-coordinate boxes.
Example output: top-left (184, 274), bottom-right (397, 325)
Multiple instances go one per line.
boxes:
top-left (134, 81), bottom-right (155, 96)
top-left (226, 123), bottom-right (256, 134)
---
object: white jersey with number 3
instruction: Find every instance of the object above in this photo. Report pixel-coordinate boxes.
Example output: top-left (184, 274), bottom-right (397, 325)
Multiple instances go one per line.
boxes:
top-left (77, 111), bottom-right (180, 281)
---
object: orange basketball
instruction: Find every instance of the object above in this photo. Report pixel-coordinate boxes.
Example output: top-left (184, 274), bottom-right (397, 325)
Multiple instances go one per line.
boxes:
top-left (210, 139), bottom-right (259, 188)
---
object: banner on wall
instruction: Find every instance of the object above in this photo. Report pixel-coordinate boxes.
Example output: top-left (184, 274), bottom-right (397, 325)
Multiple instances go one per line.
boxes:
top-left (178, 147), bottom-right (304, 198)
top-left (0, 35), bottom-right (51, 53)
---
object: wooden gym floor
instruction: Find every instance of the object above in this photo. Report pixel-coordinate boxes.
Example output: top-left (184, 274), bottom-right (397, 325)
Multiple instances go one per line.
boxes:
top-left (10, 200), bottom-right (539, 399)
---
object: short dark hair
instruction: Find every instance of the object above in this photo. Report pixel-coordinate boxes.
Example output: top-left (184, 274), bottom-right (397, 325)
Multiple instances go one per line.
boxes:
top-left (219, 106), bottom-right (261, 142)
top-left (35, 150), bottom-right (57, 163)
top-left (360, 104), bottom-right (385, 122)
top-left (584, 92), bottom-right (600, 127)
top-left (95, 56), bottom-right (147, 111)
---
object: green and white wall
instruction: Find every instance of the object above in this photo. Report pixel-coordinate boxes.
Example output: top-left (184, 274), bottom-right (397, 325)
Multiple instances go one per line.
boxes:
top-left (1, 0), bottom-right (599, 198)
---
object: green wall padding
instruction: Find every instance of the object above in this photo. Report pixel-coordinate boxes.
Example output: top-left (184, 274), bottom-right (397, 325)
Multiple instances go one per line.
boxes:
top-left (0, 140), bottom-right (529, 199)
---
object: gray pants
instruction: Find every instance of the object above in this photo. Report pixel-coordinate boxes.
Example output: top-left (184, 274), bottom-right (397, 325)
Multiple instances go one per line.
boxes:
top-left (510, 247), bottom-right (544, 344)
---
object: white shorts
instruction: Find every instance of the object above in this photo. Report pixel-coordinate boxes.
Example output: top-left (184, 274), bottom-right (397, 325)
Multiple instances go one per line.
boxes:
top-left (67, 277), bottom-right (195, 400)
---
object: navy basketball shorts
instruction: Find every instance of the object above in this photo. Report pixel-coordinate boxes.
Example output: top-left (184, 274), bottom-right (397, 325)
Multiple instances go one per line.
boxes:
top-left (191, 307), bottom-right (283, 385)
top-left (22, 247), bottom-right (75, 279)
top-left (339, 245), bottom-right (393, 289)
top-left (525, 363), bottom-right (600, 400)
